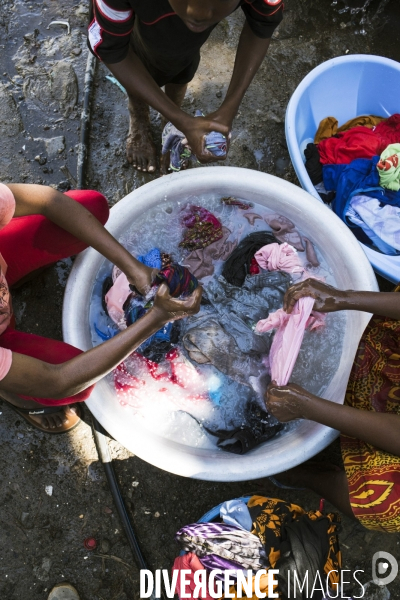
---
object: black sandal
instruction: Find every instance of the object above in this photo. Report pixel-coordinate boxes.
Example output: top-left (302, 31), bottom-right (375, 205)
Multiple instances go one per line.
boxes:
top-left (2, 400), bottom-right (83, 434)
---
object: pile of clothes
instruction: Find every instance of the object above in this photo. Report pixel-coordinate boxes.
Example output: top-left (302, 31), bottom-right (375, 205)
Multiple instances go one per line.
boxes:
top-left (172, 495), bottom-right (343, 600)
top-left (100, 204), bottom-right (324, 453)
top-left (305, 113), bottom-right (400, 255)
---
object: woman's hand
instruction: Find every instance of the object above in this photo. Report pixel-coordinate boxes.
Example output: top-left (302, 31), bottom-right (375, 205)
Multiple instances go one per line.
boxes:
top-left (265, 381), bottom-right (314, 422)
top-left (182, 116), bottom-right (230, 164)
top-left (151, 283), bottom-right (202, 323)
top-left (283, 279), bottom-right (347, 314)
top-left (126, 264), bottom-right (159, 297)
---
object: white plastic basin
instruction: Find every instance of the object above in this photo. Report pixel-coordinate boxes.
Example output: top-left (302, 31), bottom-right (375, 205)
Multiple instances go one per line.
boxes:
top-left (285, 54), bottom-right (400, 283)
top-left (63, 167), bottom-right (377, 481)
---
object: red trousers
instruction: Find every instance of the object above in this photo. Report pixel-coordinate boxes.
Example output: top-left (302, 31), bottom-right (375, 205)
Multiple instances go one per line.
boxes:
top-left (0, 190), bottom-right (109, 406)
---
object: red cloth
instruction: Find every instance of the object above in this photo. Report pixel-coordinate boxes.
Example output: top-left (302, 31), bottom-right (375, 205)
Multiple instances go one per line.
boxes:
top-left (317, 126), bottom-right (386, 165)
top-left (0, 189), bottom-right (109, 405)
top-left (172, 553), bottom-right (213, 600)
top-left (374, 113), bottom-right (400, 146)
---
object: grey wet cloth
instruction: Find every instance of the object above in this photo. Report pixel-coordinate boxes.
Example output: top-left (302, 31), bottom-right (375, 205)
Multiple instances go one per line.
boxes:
top-left (183, 313), bottom-right (266, 386)
top-left (220, 499), bottom-right (253, 532)
top-left (182, 226), bottom-right (237, 280)
top-left (175, 522), bottom-right (267, 570)
top-left (204, 271), bottom-right (291, 354)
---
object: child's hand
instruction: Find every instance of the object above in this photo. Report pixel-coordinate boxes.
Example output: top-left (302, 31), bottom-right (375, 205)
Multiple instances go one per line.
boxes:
top-left (183, 116), bottom-right (230, 164)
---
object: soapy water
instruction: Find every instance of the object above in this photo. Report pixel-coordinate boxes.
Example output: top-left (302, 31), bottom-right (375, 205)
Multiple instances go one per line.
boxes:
top-left (89, 195), bottom-right (345, 450)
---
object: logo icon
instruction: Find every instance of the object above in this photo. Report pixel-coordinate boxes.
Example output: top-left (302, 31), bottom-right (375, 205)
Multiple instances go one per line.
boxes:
top-left (372, 551), bottom-right (398, 586)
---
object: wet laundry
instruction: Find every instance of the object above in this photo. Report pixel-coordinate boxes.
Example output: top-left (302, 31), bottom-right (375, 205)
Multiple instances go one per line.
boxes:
top-left (345, 203), bottom-right (398, 255)
top-left (254, 242), bottom-right (304, 275)
top-left (377, 143), bottom-right (400, 191)
top-left (256, 296), bottom-right (325, 386)
top-left (200, 400), bottom-right (283, 454)
top-left (243, 212), bottom-right (263, 225)
top-left (204, 271), bottom-right (291, 355)
top-left (162, 110), bottom-right (226, 172)
top-left (182, 312), bottom-right (267, 386)
top-left (182, 226), bottom-right (237, 280)
top-left (314, 114), bottom-right (385, 144)
top-left (347, 195), bottom-right (400, 253)
top-left (180, 205), bottom-right (223, 251)
top-left (304, 142), bottom-right (323, 185)
top-left (175, 521), bottom-right (268, 570)
top-left (221, 197), bottom-right (252, 210)
top-left (263, 214), bottom-right (305, 251)
top-left (155, 263), bottom-right (198, 297)
top-left (221, 231), bottom-right (278, 287)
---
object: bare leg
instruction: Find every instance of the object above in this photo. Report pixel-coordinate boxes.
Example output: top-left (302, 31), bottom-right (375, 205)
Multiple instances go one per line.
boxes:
top-left (126, 96), bottom-right (157, 173)
top-left (161, 82), bottom-right (188, 174)
top-left (272, 462), bottom-right (356, 519)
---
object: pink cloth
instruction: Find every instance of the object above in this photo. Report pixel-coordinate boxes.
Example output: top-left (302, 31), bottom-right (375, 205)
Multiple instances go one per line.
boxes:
top-left (172, 552), bottom-right (213, 600)
top-left (255, 297), bottom-right (325, 386)
top-left (105, 271), bottom-right (131, 326)
top-left (254, 242), bottom-right (303, 274)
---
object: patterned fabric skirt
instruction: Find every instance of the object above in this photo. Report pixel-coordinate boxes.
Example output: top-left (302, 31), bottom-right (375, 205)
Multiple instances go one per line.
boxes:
top-left (341, 314), bottom-right (400, 532)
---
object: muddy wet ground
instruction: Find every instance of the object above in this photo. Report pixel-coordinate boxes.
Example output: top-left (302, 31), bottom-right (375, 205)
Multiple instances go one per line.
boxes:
top-left (1, 0), bottom-right (400, 598)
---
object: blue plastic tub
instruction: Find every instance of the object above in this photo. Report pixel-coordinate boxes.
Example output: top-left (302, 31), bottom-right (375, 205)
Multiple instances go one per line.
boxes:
top-left (285, 54), bottom-right (400, 283)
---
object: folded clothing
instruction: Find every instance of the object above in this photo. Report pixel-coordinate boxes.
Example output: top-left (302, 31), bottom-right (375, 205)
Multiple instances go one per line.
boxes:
top-left (162, 110), bottom-right (226, 172)
top-left (175, 521), bottom-right (267, 570)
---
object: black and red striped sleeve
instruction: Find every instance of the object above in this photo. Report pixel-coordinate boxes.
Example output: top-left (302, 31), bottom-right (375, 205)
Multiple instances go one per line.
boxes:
top-left (87, 0), bottom-right (135, 63)
top-left (241, 0), bottom-right (283, 39)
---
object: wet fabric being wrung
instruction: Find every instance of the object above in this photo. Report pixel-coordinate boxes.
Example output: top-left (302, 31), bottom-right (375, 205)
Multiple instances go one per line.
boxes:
top-left (162, 111), bottom-right (227, 172)
top-left (256, 296), bottom-right (325, 386)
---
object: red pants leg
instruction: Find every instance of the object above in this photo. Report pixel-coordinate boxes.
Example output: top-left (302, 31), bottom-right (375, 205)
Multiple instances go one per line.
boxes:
top-left (0, 328), bottom-right (94, 406)
top-left (1, 190), bottom-right (109, 286)
top-left (0, 189), bottom-right (108, 404)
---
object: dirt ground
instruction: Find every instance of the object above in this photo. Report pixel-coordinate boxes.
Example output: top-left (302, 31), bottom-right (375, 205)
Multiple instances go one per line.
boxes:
top-left (1, 0), bottom-right (400, 598)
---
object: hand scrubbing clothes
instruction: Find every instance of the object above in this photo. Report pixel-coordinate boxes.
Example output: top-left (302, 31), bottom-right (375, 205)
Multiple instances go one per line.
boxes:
top-left (162, 110), bottom-right (227, 172)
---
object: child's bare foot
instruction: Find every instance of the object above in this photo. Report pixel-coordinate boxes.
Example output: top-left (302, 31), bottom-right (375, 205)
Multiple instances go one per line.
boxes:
top-left (126, 98), bottom-right (157, 173)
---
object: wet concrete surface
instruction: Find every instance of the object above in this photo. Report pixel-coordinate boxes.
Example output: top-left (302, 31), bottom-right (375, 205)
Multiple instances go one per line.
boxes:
top-left (1, 0), bottom-right (400, 598)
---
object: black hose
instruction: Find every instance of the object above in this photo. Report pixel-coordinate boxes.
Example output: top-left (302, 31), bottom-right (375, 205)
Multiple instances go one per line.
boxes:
top-left (92, 417), bottom-right (158, 600)
top-left (77, 51), bottom-right (97, 189)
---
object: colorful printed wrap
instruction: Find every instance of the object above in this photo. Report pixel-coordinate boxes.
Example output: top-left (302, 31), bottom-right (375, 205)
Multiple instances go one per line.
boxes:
top-left (155, 263), bottom-right (199, 298)
top-left (175, 521), bottom-right (268, 571)
top-left (341, 311), bottom-right (400, 532)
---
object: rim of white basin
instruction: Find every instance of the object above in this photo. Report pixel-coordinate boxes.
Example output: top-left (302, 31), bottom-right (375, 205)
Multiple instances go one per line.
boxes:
top-left (62, 167), bottom-right (378, 481)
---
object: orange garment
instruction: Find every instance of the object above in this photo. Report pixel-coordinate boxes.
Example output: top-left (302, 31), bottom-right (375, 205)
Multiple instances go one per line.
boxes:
top-left (314, 114), bottom-right (386, 144)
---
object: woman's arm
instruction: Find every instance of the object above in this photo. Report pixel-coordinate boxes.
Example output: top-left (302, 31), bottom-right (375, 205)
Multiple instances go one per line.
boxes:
top-left (283, 279), bottom-right (400, 320)
top-left (0, 284), bottom-right (202, 399)
top-left (7, 183), bottom-right (156, 294)
top-left (266, 383), bottom-right (400, 457)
